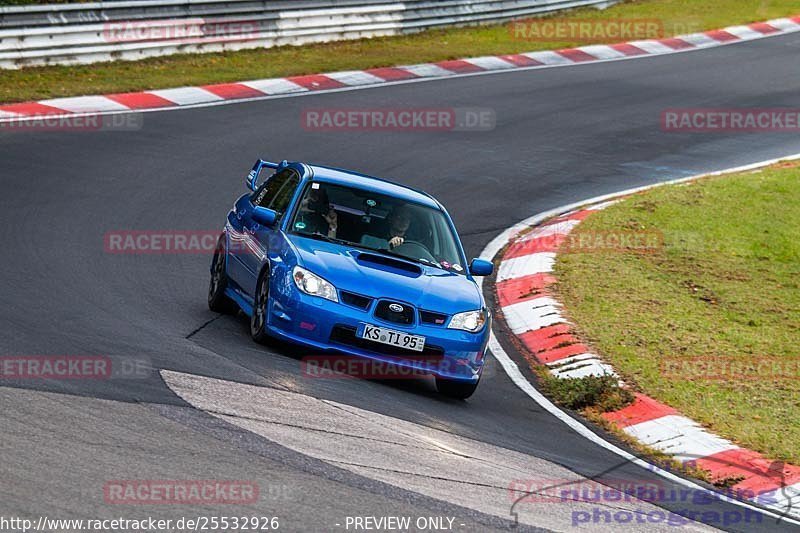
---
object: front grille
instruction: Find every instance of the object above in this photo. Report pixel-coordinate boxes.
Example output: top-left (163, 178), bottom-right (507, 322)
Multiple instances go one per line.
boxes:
top-left (330, 325), bottom-right (444, 359)
top-left (340, 290), bottom-right (372, 310)
top-left (419, 310), bottom-right (448, 326)
top-left (374, 300), bottom-right (415, 325)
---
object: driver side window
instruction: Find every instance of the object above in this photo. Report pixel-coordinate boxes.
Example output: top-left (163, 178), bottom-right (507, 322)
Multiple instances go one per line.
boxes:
top-left (252, 169), bottom-right (300, 221)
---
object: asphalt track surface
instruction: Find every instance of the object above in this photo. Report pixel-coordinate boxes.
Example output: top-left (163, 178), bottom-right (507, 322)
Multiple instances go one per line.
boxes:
top-left (2, 31), bottom-right (800, 532)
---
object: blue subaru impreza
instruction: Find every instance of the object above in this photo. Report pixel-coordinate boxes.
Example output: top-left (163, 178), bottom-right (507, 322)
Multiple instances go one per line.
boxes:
top-left (208, 159), bottom-right (493, 398)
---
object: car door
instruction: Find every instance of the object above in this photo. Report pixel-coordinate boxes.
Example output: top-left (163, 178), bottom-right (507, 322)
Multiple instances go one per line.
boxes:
top-left (237, 168), bottom-right (301, 296)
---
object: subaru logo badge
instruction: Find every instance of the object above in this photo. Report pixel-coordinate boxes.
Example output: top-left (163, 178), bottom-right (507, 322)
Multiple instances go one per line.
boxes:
top-left (389, 303), bottom-right (404, 313)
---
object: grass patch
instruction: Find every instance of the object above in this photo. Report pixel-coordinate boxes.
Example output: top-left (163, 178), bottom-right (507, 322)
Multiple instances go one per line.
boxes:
top-left (555, 161), bottom-right (800, 464)
top-left (538, 372), bottom-right (634, 412)
top-left (2, 0), bottom-right (799, 103)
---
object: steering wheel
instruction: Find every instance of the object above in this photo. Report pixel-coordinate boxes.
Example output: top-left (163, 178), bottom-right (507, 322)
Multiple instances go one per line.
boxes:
top-left (393, 240), bottom-right (437, 264)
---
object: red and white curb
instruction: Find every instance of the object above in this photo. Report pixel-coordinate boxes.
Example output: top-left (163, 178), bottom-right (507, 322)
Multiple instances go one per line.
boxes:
top-left (1, 15), bottom-right (799, 122)
top-left (490, 156), bottom-right (800, 520)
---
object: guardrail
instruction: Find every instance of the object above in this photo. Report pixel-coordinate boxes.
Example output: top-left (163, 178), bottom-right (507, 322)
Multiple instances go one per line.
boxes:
top-left (0, 0), bottom-right (617, 69)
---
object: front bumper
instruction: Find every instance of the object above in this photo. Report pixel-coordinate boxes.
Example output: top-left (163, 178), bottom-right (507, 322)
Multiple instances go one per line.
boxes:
top-left (266, 290), bottom-right (489, 382)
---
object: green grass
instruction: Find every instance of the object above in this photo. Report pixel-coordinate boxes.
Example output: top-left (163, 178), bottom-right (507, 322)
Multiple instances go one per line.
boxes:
top-left (538, 372), bottom-right (634, 412)
top-left (2, 0), bottom-right (798, 103)
top-left (554, 161), bottom-right (800, 464)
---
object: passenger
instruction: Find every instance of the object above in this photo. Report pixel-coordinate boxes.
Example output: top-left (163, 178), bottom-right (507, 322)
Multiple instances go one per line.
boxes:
top-left (296, 186), bottom-right (338, 238)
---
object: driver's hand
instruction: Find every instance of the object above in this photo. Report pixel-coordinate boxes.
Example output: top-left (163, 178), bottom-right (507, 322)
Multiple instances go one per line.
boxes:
top-left (323, 208), bottom-right (337, 228)
top-left (389, 236), bottom-right (404, 248)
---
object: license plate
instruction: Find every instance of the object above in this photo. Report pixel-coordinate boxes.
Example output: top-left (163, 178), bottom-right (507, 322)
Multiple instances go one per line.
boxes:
top-left (358, 323), bottom-right (426, 352)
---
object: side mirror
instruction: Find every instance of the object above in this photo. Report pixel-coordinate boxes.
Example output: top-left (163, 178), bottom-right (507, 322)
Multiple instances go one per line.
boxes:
top-left (252, 207), bottom-right (278, 227)
top-left (469, 258), bottom-right (493, 277)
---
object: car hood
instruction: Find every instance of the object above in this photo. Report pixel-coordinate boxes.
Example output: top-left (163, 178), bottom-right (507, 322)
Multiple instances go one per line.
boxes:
top-left (289, 235), bottom-right (482, 313)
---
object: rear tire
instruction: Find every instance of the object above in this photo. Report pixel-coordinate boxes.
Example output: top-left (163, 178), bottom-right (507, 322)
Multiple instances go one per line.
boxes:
top-left (436, 376), bottom-right (479, 400)
top-left (208, 236), bottom-right (238, 314)
top-left (250, 269), bottom-right (273, 345)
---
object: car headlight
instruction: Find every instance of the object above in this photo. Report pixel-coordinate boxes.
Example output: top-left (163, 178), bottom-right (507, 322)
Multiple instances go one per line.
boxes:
top-left (448, 309), bottom-right (487, 333)
top-left (292, 266), bottom-right (338, 303)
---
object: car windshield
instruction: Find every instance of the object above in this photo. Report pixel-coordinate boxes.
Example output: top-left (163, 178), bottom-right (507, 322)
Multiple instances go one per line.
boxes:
top-left (289, 181), bottom-right (466, 274)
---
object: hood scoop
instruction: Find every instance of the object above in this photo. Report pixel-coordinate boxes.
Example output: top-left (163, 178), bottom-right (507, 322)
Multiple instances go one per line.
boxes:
top-left (356, 252), bottom-right (422, 277)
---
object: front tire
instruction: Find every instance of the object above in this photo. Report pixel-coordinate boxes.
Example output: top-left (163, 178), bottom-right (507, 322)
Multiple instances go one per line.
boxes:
top-left (208, 236), bottom-right (238, 314)
top-left (436, 376), bottom-right (479, 400)
top-left (250, 269), bottom-right (273, 345)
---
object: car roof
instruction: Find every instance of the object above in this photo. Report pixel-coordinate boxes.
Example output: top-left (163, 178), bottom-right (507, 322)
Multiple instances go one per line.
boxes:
top-left (305, 164), bottom-right (440, 209)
